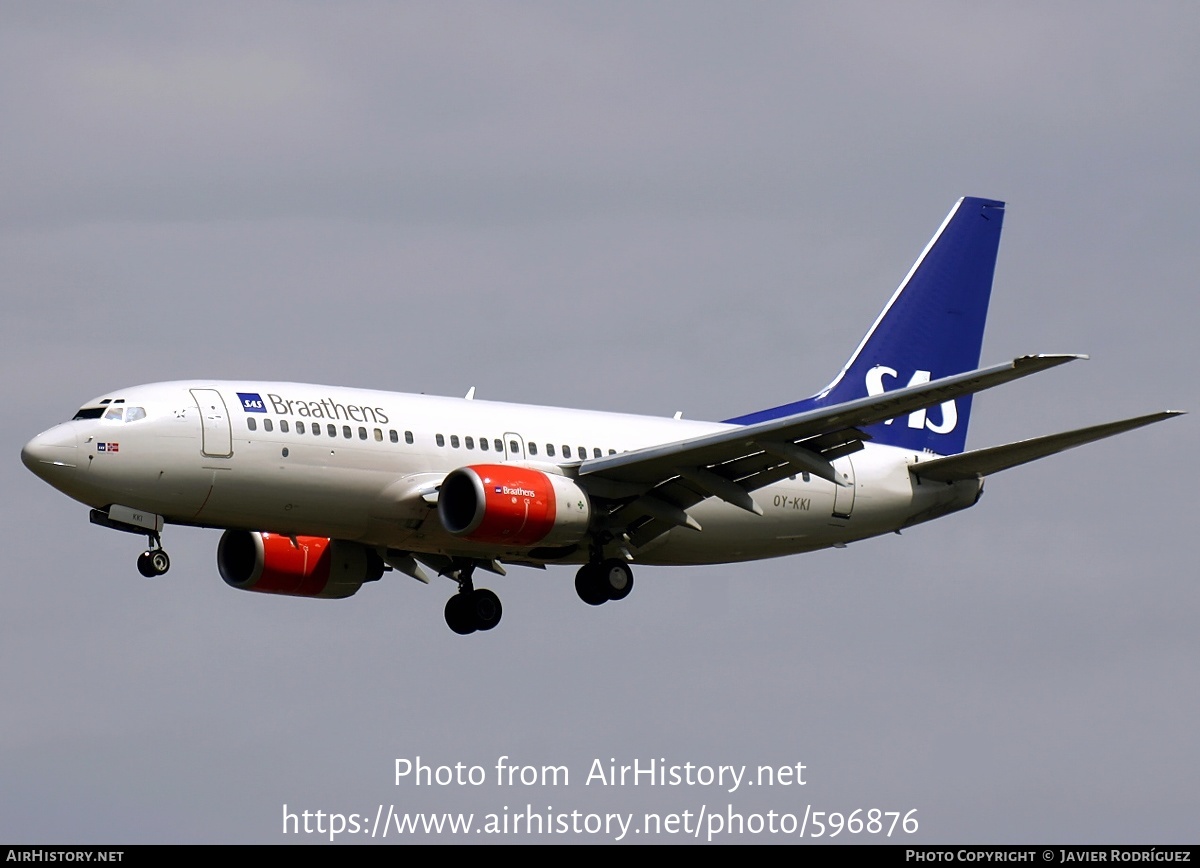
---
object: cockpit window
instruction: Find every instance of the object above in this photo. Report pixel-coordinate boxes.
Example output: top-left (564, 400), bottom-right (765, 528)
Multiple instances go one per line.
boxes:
top-left (79, 405), bottom-right (148, 423)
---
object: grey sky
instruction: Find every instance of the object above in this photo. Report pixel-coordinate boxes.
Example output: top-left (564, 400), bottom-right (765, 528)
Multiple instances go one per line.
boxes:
top-left (2, 2), bottom-right (1195, 843)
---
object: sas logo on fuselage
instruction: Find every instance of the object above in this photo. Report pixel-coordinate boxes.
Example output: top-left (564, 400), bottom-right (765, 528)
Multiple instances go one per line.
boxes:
top-left (865, 365), bottom-right (958, 434)
top-left (237, 392), bottom-right (267, 413)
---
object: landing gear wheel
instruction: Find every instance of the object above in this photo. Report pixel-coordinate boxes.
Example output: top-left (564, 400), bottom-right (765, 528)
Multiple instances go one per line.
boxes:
top-left (445, 593), bottom-right (476, 635)
top-left (444, 589), bottom-right (504, 634)
top-left (137, 549), bottom-right (170, 577)
top-left (148, 549), bottom-right (171, 575)
top-left (137, 551), bottom-right (156, 578)
top-left (600, 559), bottom-right (633, 601)
top-left (576, 560), bottom-right (635, 605)
top-left (575, 564), bottom-right (609, 606)
top-left (471, 588), bottom-right (502, 631)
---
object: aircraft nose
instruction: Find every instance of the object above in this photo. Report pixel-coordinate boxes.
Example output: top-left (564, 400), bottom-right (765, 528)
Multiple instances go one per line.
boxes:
top-left (21, 425), bottom-right (78, 478)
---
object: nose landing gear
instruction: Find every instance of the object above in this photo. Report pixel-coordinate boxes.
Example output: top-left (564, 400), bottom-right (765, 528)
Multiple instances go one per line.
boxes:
top-left (87, 507), bottom-right (172, 578)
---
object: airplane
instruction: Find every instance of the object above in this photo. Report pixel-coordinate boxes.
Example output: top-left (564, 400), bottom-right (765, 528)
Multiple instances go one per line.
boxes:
top-left (21, 196), bottom-right (1182, 635)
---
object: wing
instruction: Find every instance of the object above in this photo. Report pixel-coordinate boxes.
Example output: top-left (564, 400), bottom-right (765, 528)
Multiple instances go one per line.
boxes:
top-left (572, 354), bottom-right (1082, 550)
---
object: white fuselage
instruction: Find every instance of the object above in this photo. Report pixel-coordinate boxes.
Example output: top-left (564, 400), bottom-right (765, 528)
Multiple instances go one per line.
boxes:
top-left (22, 380), bottom-right (981, 566)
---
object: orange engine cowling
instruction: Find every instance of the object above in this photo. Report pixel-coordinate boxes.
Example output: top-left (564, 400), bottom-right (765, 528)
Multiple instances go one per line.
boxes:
top-left (438, 464), bottom-right (591, 548)
top-left (217, 530), bottom-right (384, 599)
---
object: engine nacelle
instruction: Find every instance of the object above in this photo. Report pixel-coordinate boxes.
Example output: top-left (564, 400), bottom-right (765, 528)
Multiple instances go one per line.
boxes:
top-left (438, 464), bottom-right (592, 548)
top-left (217, 530), bottom-right (384, 599)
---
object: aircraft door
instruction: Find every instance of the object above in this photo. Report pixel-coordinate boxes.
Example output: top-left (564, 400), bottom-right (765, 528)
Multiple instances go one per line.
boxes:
top-left (191, 389), bottom-right (233, 458)
top-left (831, 455), bottom-right (855, 518)
top-left (503, 432), bottom-right (526, 461)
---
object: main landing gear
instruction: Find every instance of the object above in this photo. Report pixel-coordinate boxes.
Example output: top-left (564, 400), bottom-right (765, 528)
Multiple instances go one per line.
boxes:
top-left (439, 555), bottom-right (634, 635)
top-left (443, 565), bottom-right (502, 635)
top-left (136, 533), bottom-right (171, 578)
top-left (575, 559), bottom-right (634, 606)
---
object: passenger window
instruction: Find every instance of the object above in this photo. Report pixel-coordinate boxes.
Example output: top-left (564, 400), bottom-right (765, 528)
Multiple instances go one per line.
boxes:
top-left (528, 442), bottom-right (538, 456)
top-left (479, 437), bottom-right (488, 452)
top-left (405, 431), bottom-right (414, 445)
top-left (358, 427), bottom-right (367, 440)
top-left (327, 424), bottom-right (337, 437)
top-left (374, 428), bottom-right (383, 442)
top-left (510, 441), bottom-right (519, 454)
top-left (578, 446), bottom-right (586, 460)
top-left (494, 439), bottom-right (503, 452)
top-left (465, 436), bottom-right (474, 450)
top-left (450, 435), bottom-right (460, 448)
top-left (608, 449), bottom-right (616, 455)
top-left (280, 420), bottom-right (289, 433)
top-left (296, 421), bottom-right (305, 434)
top-left (264, 419), bottom-right (274, 432)
top-left (247, 418), bottom-right (257, 431)
top-left (312, 424), bottom-right (320, 436)
top-left (389, 430), bottom-right (398, 443)
top-left (343, 425), bottom-right (352, 439)
top-left (547, 444), bottom-right (555, 457)
top-left (593, 448), bottom-right (601, 458)
top-left (436, 434), bottom-right (445, 447)
top-left (562, 445), bottom-right (569, 458)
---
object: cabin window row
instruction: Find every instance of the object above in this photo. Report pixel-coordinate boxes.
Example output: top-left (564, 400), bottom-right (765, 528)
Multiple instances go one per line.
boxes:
top-left (244, 416), bottom-right (619, 461)
top-left (245, 417), bottom-right (413, 444)
top-left (433, 434), bottom-right (616, 460)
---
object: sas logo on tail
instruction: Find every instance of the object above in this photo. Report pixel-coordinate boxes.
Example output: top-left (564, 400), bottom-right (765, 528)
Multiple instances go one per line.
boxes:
top-left (237, 392), bottom-right (267, 413)
top-left (865, 366), bottom-right (958, 434)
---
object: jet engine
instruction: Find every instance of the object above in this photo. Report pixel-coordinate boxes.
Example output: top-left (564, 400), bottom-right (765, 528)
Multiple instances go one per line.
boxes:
top-left (217, 530), bottom-right (384, 599)
top-left (438, 464), bottom-right (591, 547)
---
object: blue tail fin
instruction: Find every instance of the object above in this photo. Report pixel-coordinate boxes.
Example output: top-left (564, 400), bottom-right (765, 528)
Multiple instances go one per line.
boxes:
top-left (725, 196), bottom-right (1005, 455)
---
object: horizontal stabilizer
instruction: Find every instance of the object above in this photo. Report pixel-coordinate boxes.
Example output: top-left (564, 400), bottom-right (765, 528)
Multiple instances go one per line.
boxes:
top-left (910, 411), bottom-right (1184, 482)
